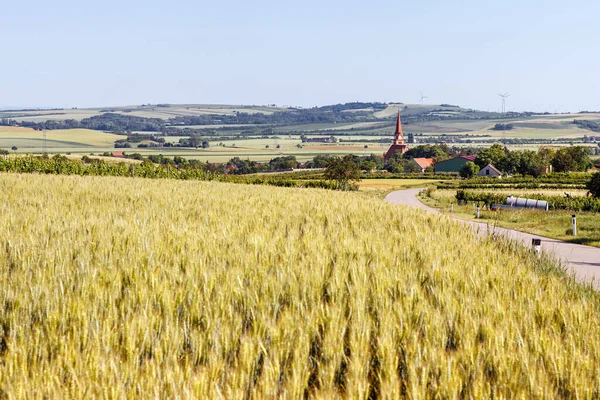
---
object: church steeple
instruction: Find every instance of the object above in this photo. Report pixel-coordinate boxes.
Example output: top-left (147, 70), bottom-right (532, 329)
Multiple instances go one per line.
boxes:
top-left (384, 110), bottom-right (409, 160)
top-left (393, 111), bottom-right (404, 144)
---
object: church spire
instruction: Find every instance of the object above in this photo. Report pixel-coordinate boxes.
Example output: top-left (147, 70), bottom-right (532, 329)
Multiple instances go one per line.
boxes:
top-left (394, 111), bottom-right (404, 144)
top-left (383, 110), bottom-right (409, 160)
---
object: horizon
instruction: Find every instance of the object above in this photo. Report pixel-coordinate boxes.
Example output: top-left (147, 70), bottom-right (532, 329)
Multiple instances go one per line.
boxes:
top-left (2, 0), bottom-right (599, 113)
top-left (1, 101), bottom-right (598, 115)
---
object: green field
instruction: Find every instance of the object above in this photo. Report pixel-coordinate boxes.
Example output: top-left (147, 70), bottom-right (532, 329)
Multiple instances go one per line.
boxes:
top-left (2, 172), bottom-right (600, 397)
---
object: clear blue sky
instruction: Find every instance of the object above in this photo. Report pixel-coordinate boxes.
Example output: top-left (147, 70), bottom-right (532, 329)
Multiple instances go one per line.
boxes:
top-left (1, 0), bottom-right (598, 112)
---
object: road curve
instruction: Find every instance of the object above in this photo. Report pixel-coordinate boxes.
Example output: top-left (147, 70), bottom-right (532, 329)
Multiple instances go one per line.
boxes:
top-left (385, 189), bottom-right (600, 289)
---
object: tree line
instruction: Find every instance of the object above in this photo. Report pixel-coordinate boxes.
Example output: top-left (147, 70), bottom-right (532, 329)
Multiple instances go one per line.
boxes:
top-left (575, 120), bottom-right (600, 133)
top-left (459, 144), bottom-right (593, 178)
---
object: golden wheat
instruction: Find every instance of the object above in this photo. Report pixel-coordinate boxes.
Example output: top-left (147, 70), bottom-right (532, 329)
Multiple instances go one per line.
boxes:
top-left (0, 173), bottom-right (598, 398)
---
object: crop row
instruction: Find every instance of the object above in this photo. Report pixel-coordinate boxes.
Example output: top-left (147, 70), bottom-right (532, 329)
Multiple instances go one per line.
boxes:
top-left (0, 156), bottom-right (349, 191)
top-left (438, 183), bottom-right (588, 190)
top-left (456, 190), bottom-right (600, 212)
top-left (464, 173), bottom-right (592, 184)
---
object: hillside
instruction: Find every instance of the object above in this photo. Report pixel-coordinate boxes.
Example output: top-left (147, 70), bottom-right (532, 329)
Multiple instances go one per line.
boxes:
top-left (2, 103), bottom-right (599, 163)
top-left (1, 173), bottom-right (599, 397)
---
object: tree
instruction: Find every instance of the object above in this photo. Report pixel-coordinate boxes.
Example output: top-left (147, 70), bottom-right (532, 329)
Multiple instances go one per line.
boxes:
top-left (385, 150), bottom-right (408, 173)
top-left (362, 154), bottom-right (385, 170)
top-left (227, 157), bottom-right (260, 174)
top-left (11, 146), bottom-right (17, 153)
top-left (538, 147), bottom-right (556, 164)
top-left (173, 156), bottom-right (189, 168)
top-left (201, 140), bottom-right (210, 149)
top-left (0, 149), bottom-right (8, 159)
top-left (492, 123), bottom-right (514, 131)
top-left (324, 155), bottom-right (361, 190)
top-left (186, 135), bottom-right (202, 148)
top-left (403, 144), bottom-right (448, 160)
top-left (359, 160), bottom-right (377, 172)
top-left (459, 161), bottom-right (480, 179)
top-left (269, 156), bottom-right (297, 170)
top-left (588, 172), bottom-right (600, 197)
top-left (306, 155), bottom-right (332, 169)
top-left (475, 144), bottom-right (507, 169)
top-left (551, 146), bottom-right (591, 172)
top-left (500, 150), bottom-right (542, 176)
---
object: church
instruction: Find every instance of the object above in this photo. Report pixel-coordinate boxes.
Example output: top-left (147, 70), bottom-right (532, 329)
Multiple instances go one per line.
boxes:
top-left (384, 112), bottom-right (409, 160)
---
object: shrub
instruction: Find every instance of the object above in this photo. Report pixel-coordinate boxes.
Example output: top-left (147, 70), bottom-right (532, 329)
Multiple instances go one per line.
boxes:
top-left (460, 162), bottom-right (480, 179)
top-left (588, 172), bottom-right (600, 198)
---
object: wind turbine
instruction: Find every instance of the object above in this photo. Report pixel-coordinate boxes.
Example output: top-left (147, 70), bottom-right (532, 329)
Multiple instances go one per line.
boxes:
top-left (420, 91), bottom-right (428, 105)
top-left (498, 93), bottom-right (510, 114)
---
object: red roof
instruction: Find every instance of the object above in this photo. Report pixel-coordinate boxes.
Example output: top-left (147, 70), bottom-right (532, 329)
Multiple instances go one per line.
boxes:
top-left (413, 157), bottom-right (434, 169)
top-left (459, 155), bottom-right (476, 162)
top-left (111, 152), bottom-right (124, 157)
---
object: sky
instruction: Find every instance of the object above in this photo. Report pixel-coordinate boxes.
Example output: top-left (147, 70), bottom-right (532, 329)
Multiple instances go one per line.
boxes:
top-left (1, 0), bottom-right (599, 113)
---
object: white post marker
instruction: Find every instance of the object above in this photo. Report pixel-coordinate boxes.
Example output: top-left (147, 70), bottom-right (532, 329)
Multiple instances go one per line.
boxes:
top-left (450, 203), bottom-right (454, 213)
top-left (476, 206), bottom-right (480, 219)
top-left (532, 238), bottom-right (541, 257)
top-left (572, 215), bottom-right (577, 236)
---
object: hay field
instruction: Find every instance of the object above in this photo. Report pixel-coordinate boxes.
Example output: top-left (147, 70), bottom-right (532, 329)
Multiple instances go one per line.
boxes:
top-left (0, 173), bottom-right (599, 397)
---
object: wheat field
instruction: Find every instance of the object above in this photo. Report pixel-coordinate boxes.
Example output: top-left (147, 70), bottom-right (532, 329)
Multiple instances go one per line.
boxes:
top-left (0, 173), bottom-right (599, 398)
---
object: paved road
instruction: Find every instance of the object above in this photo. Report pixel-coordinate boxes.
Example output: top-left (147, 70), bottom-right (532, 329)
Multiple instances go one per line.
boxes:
top-left (385, 189), bottom-right (600, 289)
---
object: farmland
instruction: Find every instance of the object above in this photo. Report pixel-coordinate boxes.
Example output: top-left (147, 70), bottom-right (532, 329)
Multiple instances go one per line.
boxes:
top-left (0, 104), bottom-right (289, 122)
top-left (0, 126), bottom-right (125, 150)
top-left (1, 173), bottom-right (600, 397)
top-left (2, 103), bottom-right (600, 163)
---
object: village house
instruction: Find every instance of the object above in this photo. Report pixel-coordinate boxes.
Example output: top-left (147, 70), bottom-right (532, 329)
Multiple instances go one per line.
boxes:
top-left (478, 164), bottom-right (502, 178)
top-left (411, 157), bottom-right (434, 173)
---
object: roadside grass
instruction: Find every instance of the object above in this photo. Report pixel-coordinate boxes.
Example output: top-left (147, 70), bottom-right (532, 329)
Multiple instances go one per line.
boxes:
top-left (359, 178), bottom-right (441, 191)
top-left (419, 188), bottom-right (600, 248)
top-left (357, 179), bottom-right (442, 201)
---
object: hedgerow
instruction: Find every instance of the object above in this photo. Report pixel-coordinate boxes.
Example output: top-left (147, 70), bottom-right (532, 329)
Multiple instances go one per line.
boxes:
top-left (457, 190), bottom-right (600, 212)
top-left (0, 156), bottom-right (351, 191)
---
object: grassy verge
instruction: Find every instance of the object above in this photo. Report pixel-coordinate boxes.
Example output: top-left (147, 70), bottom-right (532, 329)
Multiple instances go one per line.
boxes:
top-left (419, 188), bottom-right (600, 247)
top-left (357, 179), bottom-right (442, 200)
